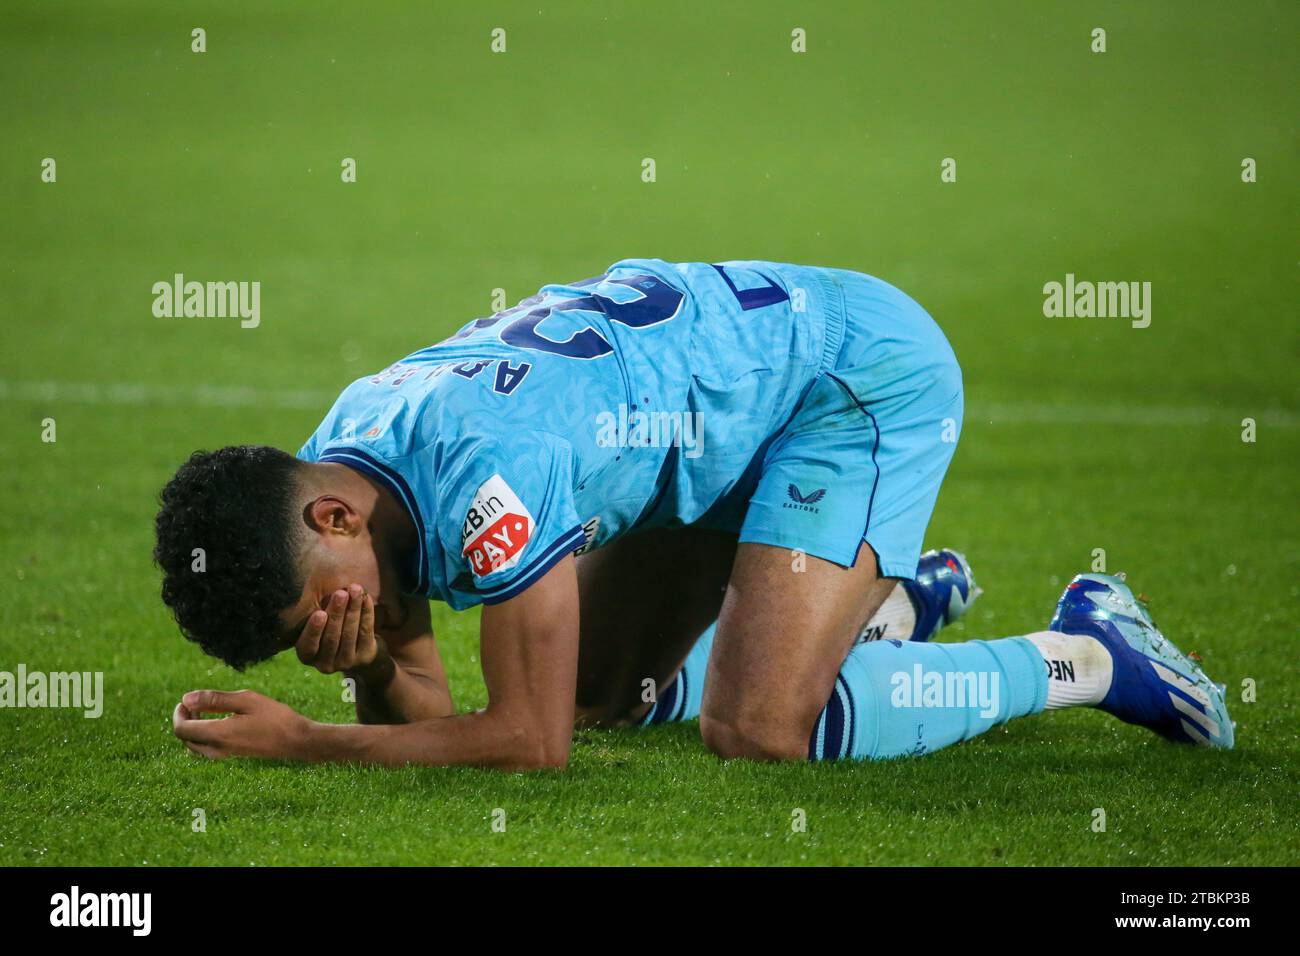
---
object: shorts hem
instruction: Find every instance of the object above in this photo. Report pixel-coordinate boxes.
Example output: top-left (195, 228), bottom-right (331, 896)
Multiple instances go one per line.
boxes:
top-left (876, 559), bottom-right (918, 580)
top-left (737, 528), bottom-right (858, 569)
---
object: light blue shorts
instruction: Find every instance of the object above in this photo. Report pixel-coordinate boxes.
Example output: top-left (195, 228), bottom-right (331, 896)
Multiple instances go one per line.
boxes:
top-left (739, 268), bottom-right (963, 579)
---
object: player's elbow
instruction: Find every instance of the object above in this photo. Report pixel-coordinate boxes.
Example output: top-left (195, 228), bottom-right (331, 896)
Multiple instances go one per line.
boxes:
top-left (512, 732), bottom-right (571, 771)
top-left (527, 746), bottom-right (571, 771)
top-left (495, 715), bottom-right (572, 771)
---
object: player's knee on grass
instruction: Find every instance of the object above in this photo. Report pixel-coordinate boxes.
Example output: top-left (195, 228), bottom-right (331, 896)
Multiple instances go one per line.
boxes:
top-left (698, 541), bottom-right (890, 761)
top-left (699, 706), bottom-right (816, 762)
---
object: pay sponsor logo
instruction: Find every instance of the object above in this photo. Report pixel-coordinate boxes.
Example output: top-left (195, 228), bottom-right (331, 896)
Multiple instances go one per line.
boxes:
top-left (890, 662), bottom-right (1000, 719)
top-left (0, 665), bottom-right (103, 718)
top-left (50, 886), bottom-right (151, 936)
top-left (595, 404), bottom-right (705, 460)
top-left (461, 474), bottom-right (533, 578)
top-left (152, 273), bottom-right (260, 328)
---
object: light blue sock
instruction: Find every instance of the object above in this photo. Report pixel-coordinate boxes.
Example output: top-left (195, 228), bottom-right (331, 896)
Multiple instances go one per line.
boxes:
top-left (809, 637), bottom-right (1048, 760)
top-left (639, 623), bottom-right (714, 725)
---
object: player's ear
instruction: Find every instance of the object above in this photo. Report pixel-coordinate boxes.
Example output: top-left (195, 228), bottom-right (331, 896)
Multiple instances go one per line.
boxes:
top-left (303, 495), bottom-right (363, 537)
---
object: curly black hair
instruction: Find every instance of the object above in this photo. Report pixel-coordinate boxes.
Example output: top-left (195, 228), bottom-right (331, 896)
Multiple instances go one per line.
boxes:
top-left (154, 445), bottom-right (306, 670)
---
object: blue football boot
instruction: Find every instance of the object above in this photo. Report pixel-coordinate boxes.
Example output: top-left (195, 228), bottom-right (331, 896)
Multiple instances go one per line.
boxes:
top-left (857, 548), bottom-right (982, 644)
top-left (905, 548), bottom-right (982, 642)
top-left (1049, 573), bottom-right (1234, 748)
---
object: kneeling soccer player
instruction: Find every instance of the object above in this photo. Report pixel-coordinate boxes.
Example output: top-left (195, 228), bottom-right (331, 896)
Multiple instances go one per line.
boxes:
top-left (155, 259), bottom-right (1234, 767)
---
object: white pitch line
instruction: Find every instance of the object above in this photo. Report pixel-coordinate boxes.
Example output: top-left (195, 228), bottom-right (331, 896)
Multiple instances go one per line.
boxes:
top-left (1, 379), bottom-right (1297, 429)
top-left (976, 401), bottom-right (1300, 429)
top-left (0, 379), bottom-right (332, 411)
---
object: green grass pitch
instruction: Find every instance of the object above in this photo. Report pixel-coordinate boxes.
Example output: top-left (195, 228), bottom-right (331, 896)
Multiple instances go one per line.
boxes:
top-left (0, 1), bottom-right (1296, 866)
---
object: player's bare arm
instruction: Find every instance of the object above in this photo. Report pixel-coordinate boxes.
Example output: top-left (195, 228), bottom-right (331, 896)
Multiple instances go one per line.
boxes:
top-left (172, 557), bottom-right (579, 769)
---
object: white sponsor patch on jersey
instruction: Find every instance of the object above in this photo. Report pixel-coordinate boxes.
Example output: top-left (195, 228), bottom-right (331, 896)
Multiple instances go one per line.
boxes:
top-left (461, 474), bottom-right (534, 579)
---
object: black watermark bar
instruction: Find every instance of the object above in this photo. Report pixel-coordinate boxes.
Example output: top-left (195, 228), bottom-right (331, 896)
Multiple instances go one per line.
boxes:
top-left (0, 867), bottom-right (1284, 941)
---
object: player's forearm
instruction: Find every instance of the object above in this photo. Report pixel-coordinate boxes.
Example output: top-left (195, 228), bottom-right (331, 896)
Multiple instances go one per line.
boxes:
top-left (348, 656), bottom-right (453, 724)
top-left (297, 707), bottom-right (570, 770)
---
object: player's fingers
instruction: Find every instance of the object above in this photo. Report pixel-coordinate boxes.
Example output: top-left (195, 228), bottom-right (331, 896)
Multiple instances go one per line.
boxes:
top-left (315, 590), bottom-right (349, 670)
top-left (171, 701), bottom-right (193, 739)
top-left (184, 739), bottom-right (225, 760)
top-left (181, 689), bottom-right (253, 716)
top-left (358, 592), bottom-right (377, 656)
top-left (295, 609), bottom-right (328, 664)
top-left (173, 712), bottom-right (226, 746)
top-left (335, 584), bottom-right (364, 665)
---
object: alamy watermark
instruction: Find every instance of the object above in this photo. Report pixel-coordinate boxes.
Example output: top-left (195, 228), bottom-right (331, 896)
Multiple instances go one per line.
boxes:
top-left (890, 664), bottom-right (1000, 719)
top-left (1, 665), bottom-right (103, 717)
top-left (1042, 273), bottom-right (1150, 328)
top-left (49, 886), bottom-right (150, 935)
top-left (595, 404), bottom-right (705, 459)
top-left (152, 273), bottom-right (260, 328)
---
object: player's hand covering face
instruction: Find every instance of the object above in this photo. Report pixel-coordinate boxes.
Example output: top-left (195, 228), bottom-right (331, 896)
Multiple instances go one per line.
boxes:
top-left (293, 584), bottom-right (387, 675)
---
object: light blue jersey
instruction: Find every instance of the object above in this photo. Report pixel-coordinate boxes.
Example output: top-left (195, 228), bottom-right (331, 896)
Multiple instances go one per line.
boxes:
top-left (298, 259), bottom-right (962, 607)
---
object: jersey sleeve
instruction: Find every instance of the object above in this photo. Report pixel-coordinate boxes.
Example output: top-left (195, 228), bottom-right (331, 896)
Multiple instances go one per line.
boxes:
top-left (440, 431), bottom-right (585, 607)
top-left (295, 382), bottom-right (416, 462)
top-left (296, 433), bottom-right (320, 462)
